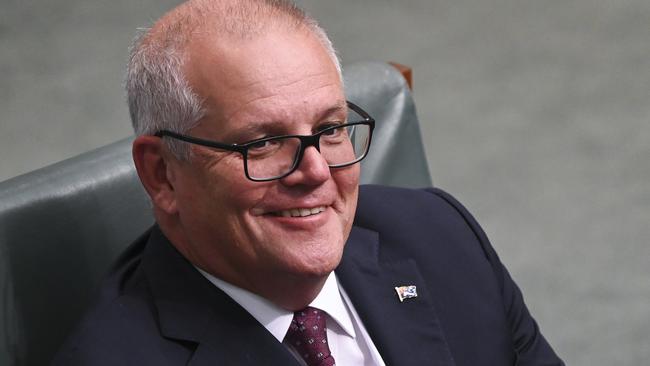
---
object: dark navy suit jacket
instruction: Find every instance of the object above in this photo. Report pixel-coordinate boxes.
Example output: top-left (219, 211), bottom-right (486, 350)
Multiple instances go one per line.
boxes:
top-left (52, 185), bottom-right (564, 365)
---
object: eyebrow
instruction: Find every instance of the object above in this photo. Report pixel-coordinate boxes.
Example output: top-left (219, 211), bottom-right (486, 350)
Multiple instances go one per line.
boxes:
top-left (227, 101), bottom-right (348, 142)
top-left (316, 101), bottom-right (348, 121)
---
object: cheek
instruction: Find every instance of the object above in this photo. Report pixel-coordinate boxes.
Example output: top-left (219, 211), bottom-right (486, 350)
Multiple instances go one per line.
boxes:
top-left (174, 156), bottom-right (262, 228)
top-left (334, 164), bottom-right (360, 198)
top-left (198, 154), bottom-right (262, 206)
top-left (332, 165), bottom-right (360, 226)
top-left (203, 174), bottom-right (263, 231)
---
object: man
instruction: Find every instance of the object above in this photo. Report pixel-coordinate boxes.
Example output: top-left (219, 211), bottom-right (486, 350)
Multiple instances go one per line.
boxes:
top-left (53, 0), bottom-right (564, 365)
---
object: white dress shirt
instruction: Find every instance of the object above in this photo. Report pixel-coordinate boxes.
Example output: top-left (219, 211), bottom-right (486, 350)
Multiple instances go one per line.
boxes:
top-left (196, 268), bottom-right (386, 365)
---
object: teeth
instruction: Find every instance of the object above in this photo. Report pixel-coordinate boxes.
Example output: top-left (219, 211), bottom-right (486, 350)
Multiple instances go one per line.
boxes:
top-left (277, 206), bottom-right (326, 217)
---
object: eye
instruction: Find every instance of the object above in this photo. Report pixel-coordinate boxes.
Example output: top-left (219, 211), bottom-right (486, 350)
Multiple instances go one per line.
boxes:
top-left (249, 139), bottom-right (271, 149)
top-left (318, 122), bottom-right (345, 135)
top-left (247, 138), bottom-right (283, 157)
top-left (319, 124), bottom-right (350, 144)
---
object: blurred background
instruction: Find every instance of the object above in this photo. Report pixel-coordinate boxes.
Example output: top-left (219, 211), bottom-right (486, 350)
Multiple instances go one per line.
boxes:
top-left (1, 0), bottom-right (649, 364)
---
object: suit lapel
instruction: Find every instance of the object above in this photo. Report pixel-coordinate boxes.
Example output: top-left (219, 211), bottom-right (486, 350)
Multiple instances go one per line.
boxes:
top-left (142, 226), bottom-right (300, 366)
top-left (186, 310), bottom-right (299, 366)
top-left (337, 226), bottom-right (456, 366)
top-left (141, 225), bottom-right (456, 365)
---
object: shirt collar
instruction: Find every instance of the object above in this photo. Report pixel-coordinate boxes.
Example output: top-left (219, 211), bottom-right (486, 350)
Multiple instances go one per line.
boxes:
top-left (196, 268), bottom-right (356, 342)
top-left (311, 272), bottom-right (356, 338)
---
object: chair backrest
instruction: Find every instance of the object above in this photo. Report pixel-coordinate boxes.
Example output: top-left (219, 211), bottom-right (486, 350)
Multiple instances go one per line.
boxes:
top-left (0, 61), bottom-right (431, 366)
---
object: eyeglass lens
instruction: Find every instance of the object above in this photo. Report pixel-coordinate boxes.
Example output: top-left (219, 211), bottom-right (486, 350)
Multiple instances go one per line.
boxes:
top-left (246, 123), bottom-right (371, 180)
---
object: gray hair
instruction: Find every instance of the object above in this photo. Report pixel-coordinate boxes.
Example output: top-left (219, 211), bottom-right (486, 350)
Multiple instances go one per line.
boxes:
top-left (126, 0), bottom-right (341, 160)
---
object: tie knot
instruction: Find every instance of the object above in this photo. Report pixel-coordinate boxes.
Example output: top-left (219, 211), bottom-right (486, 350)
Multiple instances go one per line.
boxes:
top-left (285, 307), bottom-right (335, 366)
top-left (293, 307), bottom-right (326, 329)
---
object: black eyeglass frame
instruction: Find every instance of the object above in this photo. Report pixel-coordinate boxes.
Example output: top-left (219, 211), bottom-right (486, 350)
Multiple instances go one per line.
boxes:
top-left (155, 101), bottom-right (375, 182)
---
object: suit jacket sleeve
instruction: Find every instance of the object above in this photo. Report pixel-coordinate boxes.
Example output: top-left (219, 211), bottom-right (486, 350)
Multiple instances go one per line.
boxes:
top-left (428, 188), bottom-right (564, 365)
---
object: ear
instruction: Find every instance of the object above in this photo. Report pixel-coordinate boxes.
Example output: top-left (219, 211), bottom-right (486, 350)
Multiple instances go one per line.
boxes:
top-left (132, 136), bottom-right (178, 215)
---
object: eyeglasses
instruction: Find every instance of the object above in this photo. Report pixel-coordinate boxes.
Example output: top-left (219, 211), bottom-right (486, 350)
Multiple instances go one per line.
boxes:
top-left (155, 101), bottom-right (375, 182)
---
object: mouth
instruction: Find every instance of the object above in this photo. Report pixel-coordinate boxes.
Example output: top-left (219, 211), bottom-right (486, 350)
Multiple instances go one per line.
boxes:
top-left (269, 206), bottom-right (327, 218)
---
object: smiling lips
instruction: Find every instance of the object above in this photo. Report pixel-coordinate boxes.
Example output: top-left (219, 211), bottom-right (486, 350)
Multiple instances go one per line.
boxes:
top-left (274, 206), bottom-right (327, 218)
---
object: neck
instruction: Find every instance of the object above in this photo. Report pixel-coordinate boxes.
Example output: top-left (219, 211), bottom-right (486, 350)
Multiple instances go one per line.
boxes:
top-left (206, 264), bottom-right (330, 311)
top-left (252, 274), bottom-right (329, 311)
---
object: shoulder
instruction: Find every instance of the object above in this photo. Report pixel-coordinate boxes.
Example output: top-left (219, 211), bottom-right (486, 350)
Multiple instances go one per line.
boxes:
top-left (353, 185), bottom-right (508, 314)
top-left (51, 230), bottom-right (186, 365)
top-left (352, 185), bottom-right (564, 365)
top-left (350, 185), bottom-right (515, 359)
top-left (358, 184), bottom-right (479, 216)
top-left (357, 184), bottom-right (479, 225)
top-left (355, 185), bottom-right (494, 261)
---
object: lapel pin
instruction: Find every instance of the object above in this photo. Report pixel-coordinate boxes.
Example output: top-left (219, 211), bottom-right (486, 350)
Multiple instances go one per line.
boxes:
top-left (394, 285), bottom-right (418, 302)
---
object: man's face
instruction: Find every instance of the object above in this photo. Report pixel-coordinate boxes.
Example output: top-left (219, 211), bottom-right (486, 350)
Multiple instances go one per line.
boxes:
top-left (166, 28), bottom-right (359, 295)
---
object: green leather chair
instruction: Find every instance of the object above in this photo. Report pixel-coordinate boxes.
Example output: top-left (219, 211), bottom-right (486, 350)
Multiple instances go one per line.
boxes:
top-left (0, 61), bottom-right (431, 366)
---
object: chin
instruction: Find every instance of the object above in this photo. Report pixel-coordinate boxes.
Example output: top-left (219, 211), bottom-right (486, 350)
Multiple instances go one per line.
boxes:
top-left (287, 240), bottom-right (344, 278)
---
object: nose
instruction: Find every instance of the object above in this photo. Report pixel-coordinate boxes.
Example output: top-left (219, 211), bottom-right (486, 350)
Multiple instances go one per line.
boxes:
top-left (279, 146), bottom-right (331, 186)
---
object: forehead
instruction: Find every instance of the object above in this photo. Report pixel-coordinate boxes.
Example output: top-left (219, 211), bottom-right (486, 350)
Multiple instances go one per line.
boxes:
top-left (184, 27), bottom-right (344, 134)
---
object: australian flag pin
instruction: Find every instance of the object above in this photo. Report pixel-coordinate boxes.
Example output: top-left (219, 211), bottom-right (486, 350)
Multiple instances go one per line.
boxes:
top-left (394, 285), bottom-right (417, 302)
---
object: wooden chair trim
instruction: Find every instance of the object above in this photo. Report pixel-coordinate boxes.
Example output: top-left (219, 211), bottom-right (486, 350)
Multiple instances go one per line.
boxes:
top-left (388, 62), bottom-right (413, 90)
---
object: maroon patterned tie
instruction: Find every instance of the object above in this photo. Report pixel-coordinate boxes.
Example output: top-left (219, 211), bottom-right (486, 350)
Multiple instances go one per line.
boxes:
top-left (284, 307), bottom-right (336, 366)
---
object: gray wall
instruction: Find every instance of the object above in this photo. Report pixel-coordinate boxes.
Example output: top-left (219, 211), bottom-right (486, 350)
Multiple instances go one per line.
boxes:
top-left (2, 0), bottom-right (649, 364)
